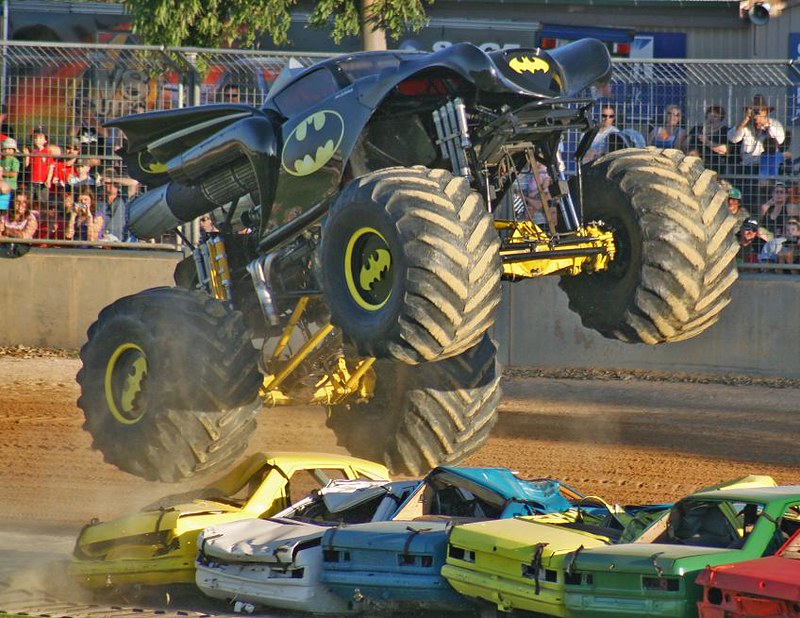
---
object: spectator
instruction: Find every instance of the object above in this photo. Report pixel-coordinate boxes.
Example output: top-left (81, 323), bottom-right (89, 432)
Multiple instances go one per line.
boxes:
top-left (96, 164), bottom-right (139, 198)
top-left (0, 137), bottom-right (19, 205)
top-left (519, 163), bottom-right (554, 227)
top-left (36, 193), bottom-right (67, 242)
top-left (759, 218), bottom-right (800, 269)
top-left (0, 104), bottom-right (15, 142)
top-left (585, 106), bottom-right (625, 162)
top-left (65, 188), bottom-right (104, 242)
top-left (648, 104), bottom-right (688, 152)
top-left (727, 186), bottom-right (748, 226)
top-left (23, 127), bottom-right (58, 206)
top-left (687, 105), bottom-right (729, 174)
top-left (50, 137), bottom-right (80, 195)
top-left (0, 193), bottom-right (38, 239)
top-left (727, 94), bottom-right (785, 209)
top-left (99, 179), bottom-right (129, 242)
top-left (758, 180), bottom-right (790, 237)
top-left (218, 83), bottom-right (241, 104)
top-left (72, 158), bottom-right (98, 189)
top-left (737, 217), bottom-right (771, 264)
top-left (73, 100), bottom-right (111, 167)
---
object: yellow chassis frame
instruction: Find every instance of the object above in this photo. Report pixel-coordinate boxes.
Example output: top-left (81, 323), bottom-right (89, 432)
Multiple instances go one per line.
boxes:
top-left (204, 220), bottom-right (615, 408)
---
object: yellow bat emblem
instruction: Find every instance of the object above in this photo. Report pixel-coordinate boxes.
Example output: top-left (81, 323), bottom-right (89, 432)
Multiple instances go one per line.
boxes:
top-left (137, 150), bottom-right (167, 174)
top-left (509, 56), bottom-right (550, 75)
top-left (121, 356), bottom-right (147, 412)
top-left (359, 249), bottom-right (391, 290)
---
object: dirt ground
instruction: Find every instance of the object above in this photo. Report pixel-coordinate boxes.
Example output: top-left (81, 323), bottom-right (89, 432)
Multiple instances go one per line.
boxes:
top-left (0, 354), bottom-right (797, 613)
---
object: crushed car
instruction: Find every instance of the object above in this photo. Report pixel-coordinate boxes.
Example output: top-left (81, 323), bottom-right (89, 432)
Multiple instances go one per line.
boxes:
top-left (194, 466), bottom-right (582, 614)
top-left (696, 528), bottom-right (800, 618)
top-left (563, 481), bottom-right (798, 618)
top-left (440, 475), bottom-right (777, 617)
top-left (68, 452), bottom-right (389, 590)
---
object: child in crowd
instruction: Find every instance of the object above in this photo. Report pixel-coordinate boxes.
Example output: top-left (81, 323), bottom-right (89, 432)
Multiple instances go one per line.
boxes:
top-left (1, 137), bottom-right (19, 208)
top-left (50, 137), bottom-right (80, 194)
top-left (24, 127), bottom-right (58, 206)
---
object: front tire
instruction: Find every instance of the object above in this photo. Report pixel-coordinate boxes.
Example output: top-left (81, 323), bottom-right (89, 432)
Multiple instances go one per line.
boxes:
top-left (326, 334), bottom-right (502, 476)
top-left (320, 166), bottom-right (501, 364)
top-left (560, 148), bottom-right (739, 344)
top-left (77, 287), bottom-right (262, 482)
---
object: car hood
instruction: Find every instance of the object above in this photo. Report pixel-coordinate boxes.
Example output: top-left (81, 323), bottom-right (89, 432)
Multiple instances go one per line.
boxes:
top-left (571, 543), bottom-right (738, 575)
top-left (449, 517), bottom-right (611, 562)
top-left (77, 501), bottom-right (242, 547)
top-left (200, 518), bottom-right (325, 563)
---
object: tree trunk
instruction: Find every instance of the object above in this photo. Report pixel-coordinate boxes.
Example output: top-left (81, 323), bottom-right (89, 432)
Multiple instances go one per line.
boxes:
top-left (360, 0), bottom-right (387, 50)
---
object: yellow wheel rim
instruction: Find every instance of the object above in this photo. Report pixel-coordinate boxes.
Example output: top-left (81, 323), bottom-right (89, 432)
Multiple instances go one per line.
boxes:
top-left (104, 343), bottom-right (148, 425)
top-left (344, 227), bottom-right (392, 310)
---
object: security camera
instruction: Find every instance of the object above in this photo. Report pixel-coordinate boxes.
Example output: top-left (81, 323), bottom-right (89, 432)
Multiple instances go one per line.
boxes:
top-left (748, 1), bottom-right (771, 25)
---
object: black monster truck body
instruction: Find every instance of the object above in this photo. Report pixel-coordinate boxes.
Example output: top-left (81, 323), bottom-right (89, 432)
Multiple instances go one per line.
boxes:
top-left (77, 39), bottom-right (739, 482)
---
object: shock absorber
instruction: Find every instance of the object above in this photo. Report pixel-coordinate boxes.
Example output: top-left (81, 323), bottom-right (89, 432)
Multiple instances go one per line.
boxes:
top-left (198, 234), bottom-right (233, 303)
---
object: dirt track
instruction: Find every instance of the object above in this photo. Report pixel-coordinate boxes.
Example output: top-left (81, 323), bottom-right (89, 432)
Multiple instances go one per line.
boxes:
top-left (0, 355), bottom-right (798, 613)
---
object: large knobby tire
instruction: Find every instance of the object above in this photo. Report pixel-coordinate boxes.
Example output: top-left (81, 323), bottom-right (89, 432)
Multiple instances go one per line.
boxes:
top-left (326, 334), bottom-right (502, 476)
top-left (77, 287), bottom-right (263, 482)
top-left (320, 166), bottom-right (501, 364)
top-left (560, 148), bottom-right (739, 344)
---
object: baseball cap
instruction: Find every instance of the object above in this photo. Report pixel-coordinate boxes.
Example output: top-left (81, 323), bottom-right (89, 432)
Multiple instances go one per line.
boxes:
top-left (742, 218), bottom-right (759, 232)
top-left (1, 137), bottom-right (17, 150)
top-left (728, 187), bottom-right (742, 200)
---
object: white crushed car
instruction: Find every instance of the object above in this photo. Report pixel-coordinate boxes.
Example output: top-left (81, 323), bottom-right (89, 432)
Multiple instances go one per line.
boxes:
top-left (195, 478), bottom-right (418, 614)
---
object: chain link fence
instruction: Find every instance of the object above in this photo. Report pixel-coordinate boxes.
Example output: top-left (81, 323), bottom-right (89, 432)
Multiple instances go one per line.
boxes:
top-left (0, 41), bottom-right (798, 269)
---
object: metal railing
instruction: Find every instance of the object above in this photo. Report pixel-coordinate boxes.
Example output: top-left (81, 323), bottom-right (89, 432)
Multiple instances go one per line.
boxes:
top-left (0, 41), bottom-right (797, 271)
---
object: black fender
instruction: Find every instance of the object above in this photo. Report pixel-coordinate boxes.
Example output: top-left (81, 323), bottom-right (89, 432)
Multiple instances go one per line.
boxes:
top-left (107, 106), bottom-right (279, 238)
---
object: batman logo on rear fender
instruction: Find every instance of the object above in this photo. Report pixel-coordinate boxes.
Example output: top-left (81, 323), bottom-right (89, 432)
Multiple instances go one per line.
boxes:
top-left (508, 56), bottom-right (550, 75)
top-left (281, 110), bottom-right (344, 177)
top-left (136, 150), bottom-right (167, 175)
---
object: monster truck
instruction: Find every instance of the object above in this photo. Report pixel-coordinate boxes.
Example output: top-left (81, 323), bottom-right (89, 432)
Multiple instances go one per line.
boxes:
top-left (77, 39), bottom-right (739, 483)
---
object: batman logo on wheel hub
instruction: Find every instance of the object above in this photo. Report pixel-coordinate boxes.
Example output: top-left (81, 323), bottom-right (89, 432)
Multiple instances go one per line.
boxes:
top-left (105, 343), bottom-right (148, 424)
top-left (344, 227), bottom-right (393, 310)
top-left (281, 110), bottom-right (344, 177)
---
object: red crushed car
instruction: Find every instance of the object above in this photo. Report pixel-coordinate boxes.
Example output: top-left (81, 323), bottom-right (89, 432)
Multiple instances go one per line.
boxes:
top-left (696, 528), bottom-right (800, 617)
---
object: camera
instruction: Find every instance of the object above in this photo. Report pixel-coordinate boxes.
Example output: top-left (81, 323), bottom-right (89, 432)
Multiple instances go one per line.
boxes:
top-left (784, 237), bottom-right (797, 246)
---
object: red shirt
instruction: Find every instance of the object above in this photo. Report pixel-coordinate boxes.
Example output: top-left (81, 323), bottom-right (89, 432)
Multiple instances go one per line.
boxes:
top-left (51, 160), bottom-right (76, 188)
top-left (30, 147), bottom-right (53, 184)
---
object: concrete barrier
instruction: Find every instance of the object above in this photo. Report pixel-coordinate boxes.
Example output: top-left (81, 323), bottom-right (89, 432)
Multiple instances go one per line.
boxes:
top-left (494, 273), bottom-right (799, 378)
top-left (3, 248), bottom-right (182, 349)
top-left (5, 249), bottom-right (797, 378)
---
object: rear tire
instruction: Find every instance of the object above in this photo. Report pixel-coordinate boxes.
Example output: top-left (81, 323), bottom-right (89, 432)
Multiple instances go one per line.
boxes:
top-left (326, 334), bottom-right (502, 476)
top-left (320, 166), bottom-right (501, 364)
top-left (77, 287), bottom-right (262, 482)
top-left (560, 148), bottom-right (739, 344)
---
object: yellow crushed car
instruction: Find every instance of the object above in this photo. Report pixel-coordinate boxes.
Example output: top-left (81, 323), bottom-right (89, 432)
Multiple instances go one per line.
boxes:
top-left (69, 451), bottom-right (389, 590)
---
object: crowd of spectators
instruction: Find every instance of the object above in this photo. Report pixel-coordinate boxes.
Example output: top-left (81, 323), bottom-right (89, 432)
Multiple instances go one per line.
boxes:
top-left (0, 111), bottom-right (140, 251)
top-left (576, 92), bottom-right (800, 272)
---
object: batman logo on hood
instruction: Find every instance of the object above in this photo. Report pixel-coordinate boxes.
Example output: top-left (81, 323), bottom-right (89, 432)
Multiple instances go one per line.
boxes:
top-left (281, 110), bottom-right (344, 177)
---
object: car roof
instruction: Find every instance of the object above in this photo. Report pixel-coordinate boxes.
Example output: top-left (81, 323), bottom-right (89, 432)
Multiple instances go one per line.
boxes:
top-left (689, 485), bottom-right (800, 503)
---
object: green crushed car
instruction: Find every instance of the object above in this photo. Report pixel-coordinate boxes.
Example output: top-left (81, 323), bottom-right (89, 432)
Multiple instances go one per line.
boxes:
top-left (563, 484), bottom-right (800, 618)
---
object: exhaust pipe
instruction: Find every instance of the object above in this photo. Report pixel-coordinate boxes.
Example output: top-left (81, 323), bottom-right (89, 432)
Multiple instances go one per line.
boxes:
top-left (128, 159), bottom-right (258, 238)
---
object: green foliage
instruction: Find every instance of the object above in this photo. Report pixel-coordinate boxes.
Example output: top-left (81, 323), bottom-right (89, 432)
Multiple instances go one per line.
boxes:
top-left (123, 0), bottom-right (433, 48)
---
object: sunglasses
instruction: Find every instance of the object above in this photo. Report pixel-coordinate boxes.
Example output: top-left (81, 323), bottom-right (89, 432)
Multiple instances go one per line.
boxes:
top-left (601, 113), bottom-right (615, 118)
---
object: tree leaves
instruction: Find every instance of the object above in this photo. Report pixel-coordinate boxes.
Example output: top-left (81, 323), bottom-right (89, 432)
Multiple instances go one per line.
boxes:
top-left (123, 0), bottom-right (432, 49)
